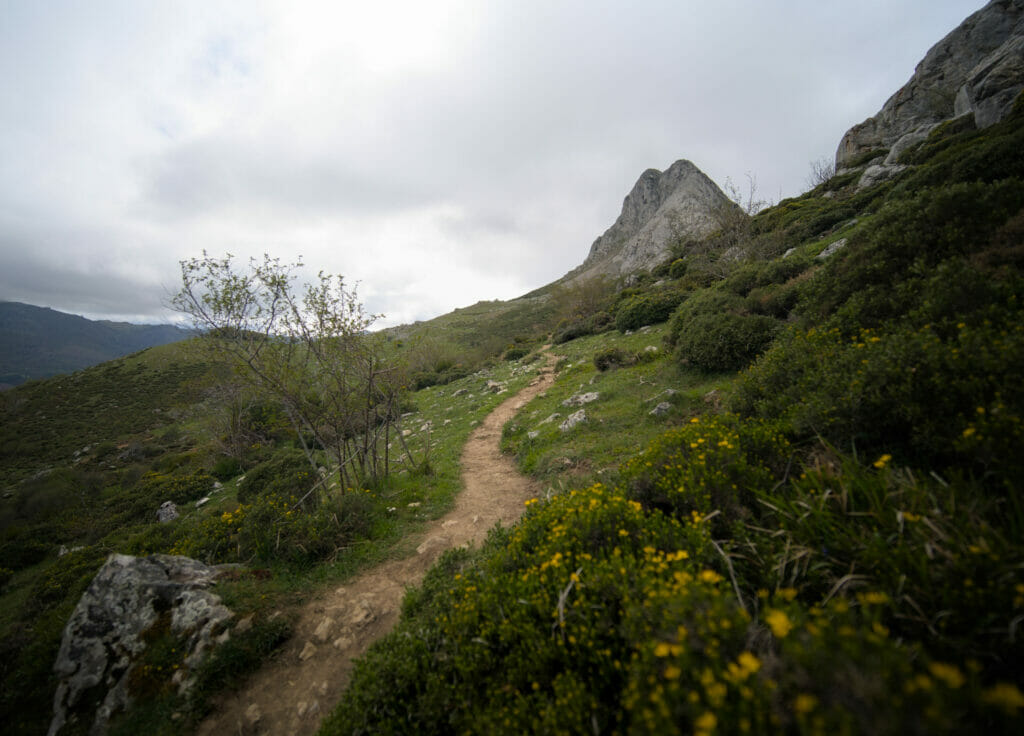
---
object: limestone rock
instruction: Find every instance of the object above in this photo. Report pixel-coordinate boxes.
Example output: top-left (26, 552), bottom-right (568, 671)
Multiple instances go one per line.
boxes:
top-left (299, 641), bottom-right (318, 661)
top-left (883, 122), bottom-right (942, 165)
top-left (956, 34), bottom-right (1024, 127)
top-left (857, 164), bottom-right (907, 190)
top-left (559, 410), bottom-right (587, 432)
top-left (649, 402), bottom-right (672, 416)
top-left (562, 392), bottom-right (599, 407)
top-left (816, 238), bottom-right (849, 261)
top-left (564, 159), bottom-right (732, 282)
top-left (48, 554), bottom-right (234, 736)
top-left (156, 500), bottom-right (178, 523)
top-left (836, 0), bottom-right (1024, 168)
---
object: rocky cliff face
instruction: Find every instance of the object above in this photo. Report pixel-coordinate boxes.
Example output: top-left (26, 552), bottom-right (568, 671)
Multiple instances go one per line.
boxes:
top-left (836, 0), bottom-right (1024, 168)
top-left (565, 159), bottom-right (731, 282)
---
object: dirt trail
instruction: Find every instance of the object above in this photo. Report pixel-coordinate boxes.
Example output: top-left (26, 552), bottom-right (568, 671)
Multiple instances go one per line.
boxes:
top-left (195, 351), bottom-right (559, 736)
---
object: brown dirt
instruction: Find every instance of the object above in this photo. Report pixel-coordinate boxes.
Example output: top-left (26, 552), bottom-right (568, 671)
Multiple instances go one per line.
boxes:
top-left (194, 351), bottom-right (559, 736)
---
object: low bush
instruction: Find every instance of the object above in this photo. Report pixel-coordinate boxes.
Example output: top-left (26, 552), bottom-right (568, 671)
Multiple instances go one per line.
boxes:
top-left (172, 488), bottom-right (378, 567)
top-left (615, 289), bottom-right (687, 332)
top-left (503, 346), bottom-right (529, 361)
top-left (621, 415), bottom-right (790, 534)
top-left (553, 311), bottom-right (613, 344)
top-left (592, 347), bottom-right (634, 372)
top-left (732, 319), bottom-right (1024, 485)
top-left (235, 450), bottom-right (314, 504)
top-left (665, 288), bottom-right (745, 348)
top-left (675, 313), bottom-right (780, 373)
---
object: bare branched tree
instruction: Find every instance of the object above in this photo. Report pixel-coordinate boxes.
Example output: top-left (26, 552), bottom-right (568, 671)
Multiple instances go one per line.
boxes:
top-left (172, 253), bottom-right (410, 495)
top-left (806, 156), bottom-right (836, 190)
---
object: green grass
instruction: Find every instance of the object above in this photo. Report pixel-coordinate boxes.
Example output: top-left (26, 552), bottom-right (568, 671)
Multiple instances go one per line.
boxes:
top-left (503, 326), bottom-right (733, 488)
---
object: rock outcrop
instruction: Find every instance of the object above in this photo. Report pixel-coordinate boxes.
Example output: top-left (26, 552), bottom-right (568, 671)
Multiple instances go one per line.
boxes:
top-left (49, 554), bottom-right (236, 736)
top-left (836, 0), bottom-right (1024, 169)
top-left (565, 159), bottom-right (732, 282)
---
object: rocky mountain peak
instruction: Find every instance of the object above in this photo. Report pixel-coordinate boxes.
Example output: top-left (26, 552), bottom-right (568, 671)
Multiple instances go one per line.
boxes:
top-left (836, 0), bottom-right (1024, 168)
top-left (566, 159), bottom-right (730, 282)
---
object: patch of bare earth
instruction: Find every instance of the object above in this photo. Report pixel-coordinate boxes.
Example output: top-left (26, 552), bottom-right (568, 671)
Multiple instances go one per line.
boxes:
top-left (194, 351), bottom-right (559, 735)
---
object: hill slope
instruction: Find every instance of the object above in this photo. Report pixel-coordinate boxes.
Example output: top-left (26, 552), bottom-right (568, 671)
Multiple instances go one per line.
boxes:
top-left (0, 302), bottom-right (191, 388)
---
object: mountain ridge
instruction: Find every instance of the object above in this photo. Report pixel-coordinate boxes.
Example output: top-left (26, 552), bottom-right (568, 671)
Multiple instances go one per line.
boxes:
top-left (0, 301), bottom-right (192, 388)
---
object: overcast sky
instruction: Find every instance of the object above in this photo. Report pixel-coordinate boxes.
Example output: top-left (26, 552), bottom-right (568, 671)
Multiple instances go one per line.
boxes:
top-left (0, 0), bottom-right (985, 327)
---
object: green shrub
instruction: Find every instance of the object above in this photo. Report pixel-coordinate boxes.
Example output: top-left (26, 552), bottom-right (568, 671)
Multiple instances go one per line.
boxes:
top-left (615, 289), bottom-right (687, 332)
top-left (210, 457), bottom-right (242, 481)
top-left (799, 180), bottom-right (1024, 328)
top-left (621, 415), bottom-right (790, 534)
top-left (553, 311), bottom-right (613, 344)
top-left (173, 489), bottom-right (378, 567)
top-left (732, 319), bottom-right (1024, 484)
top-left (592, 347), bottom-right (634, 372)
top-left (503, 346), bottom-right (529, 361)
top-left (675, 313), bottom-right (780, 373)
top-left (236, 450), bottom-right (313, 504)
top-left (669, 258), bottom-right (688, 279)
top-left (665, 288), bottom-right (745, 348)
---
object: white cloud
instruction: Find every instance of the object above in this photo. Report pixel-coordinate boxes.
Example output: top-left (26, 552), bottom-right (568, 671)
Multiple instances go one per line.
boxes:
top-left (0, 0), bottom-right (986, 325)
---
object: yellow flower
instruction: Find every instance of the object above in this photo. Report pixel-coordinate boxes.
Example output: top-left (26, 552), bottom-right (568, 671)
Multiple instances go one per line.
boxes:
top-left (663, 665), bottom-right (681, 680)
top-left (929, 662), bottom-right (965, 689)
top-left (765, 609), bottom-right (793, 638)
top-left (654, 642), bottom-right (682, 657)
top-left (962, 427), bottom-right (976, 438)
top-left (699, 569), bottom-right (723, 584)
top-left (793, 693), bottom-right (817, 714)
top-left (737, 651), bottom-right (761, 676)
top-left (694, 711), bottom-right (716, 734)
top-left (982, 682), bottom-right (1024, 713)
top-left (859, 591), bottom-right (889, 605)
top-left (872, 453), bottom-right (892, 469)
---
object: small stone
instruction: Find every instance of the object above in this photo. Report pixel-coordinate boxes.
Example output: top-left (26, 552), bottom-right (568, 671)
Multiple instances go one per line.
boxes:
top-left (562, 392), bottom-right (599, 407)
top-left (816, 237), bottom-right (848, 260)
top-left (299, 641), bottom-right (317, 661)
top-left (319, 681), bottom-right (329, 695)
top-left (649, 402), bottom-right (672, 416)
top-left (416, 536), bottom-right (449, 557)
top-left (333, 635), bottom-right (354, 650)
top-left (156, 500), bottom-right (179, 523)
top-left (314, 618), bottom-right (333, 642)
top-left (527, 431), bottom-right (539, 439)
top-left (559, 410), bottom-right (587, 432)
top-left (235, 615), bottom-right (254, 634)
top-left (195, 496), bottom-right (210, 508)
top-left (407, 502), bottom-right (421, 508)
top-left (442, 519), bottom-right (458, 529)
top-left (245, 703), bottom-right (262, 725)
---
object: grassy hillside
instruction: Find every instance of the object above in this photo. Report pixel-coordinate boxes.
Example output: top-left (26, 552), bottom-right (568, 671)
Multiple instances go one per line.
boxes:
top-left (318, 101), bottom-right (1024, 734)
top-left (0, 301), bottom-right (191, 387)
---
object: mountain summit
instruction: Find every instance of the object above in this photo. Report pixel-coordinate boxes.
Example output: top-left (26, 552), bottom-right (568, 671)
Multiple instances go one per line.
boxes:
top-left (564, 159), bottom-right (730, 282)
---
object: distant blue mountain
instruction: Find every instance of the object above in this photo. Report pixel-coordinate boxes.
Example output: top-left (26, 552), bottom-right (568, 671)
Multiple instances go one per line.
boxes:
top-left (0, 301), bottom-right (192, 388)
